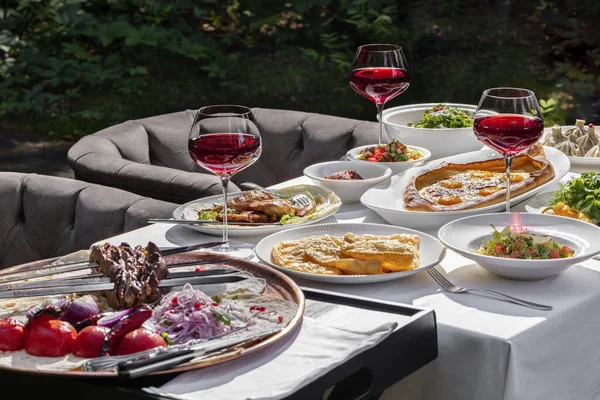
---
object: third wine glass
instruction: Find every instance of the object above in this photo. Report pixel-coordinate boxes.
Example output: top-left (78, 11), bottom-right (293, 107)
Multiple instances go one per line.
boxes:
top-left (349, 44), bottom-right (410, 144)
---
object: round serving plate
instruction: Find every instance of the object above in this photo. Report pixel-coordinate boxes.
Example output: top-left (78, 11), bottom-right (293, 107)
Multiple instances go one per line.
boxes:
top-left (360, 146), bottom-right (571, 230)
top-left (172, 184), bottom-right (341, 237)
top-left (0, 250), bottom-right (305, 378)
top-left (254, 222), bottom-right (446, 284)
top-left (438, 212), bottom-right (600, 280)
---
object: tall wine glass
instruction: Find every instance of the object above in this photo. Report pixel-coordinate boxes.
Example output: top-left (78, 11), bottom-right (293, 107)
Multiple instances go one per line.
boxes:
top-left (349, 44), bottom-right (410, 144)
top-left (189, 105), bottom-right (261, 259)
top-left (473, 88), bottom-right (544, 212)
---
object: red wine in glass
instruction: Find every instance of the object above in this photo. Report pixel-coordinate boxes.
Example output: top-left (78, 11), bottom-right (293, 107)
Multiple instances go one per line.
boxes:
top-left (349, 67), bottom-right (410, 105)
top-left (189, 133), bottom-right (261, 175)
top-left (473, 88), bottom-right (544, 212)
top-left (188, 105), bottom-right (261, 260)
top-left (349, 45), bottom-right (410, 145)
top-left (473, 115), bottom-right (544, 157)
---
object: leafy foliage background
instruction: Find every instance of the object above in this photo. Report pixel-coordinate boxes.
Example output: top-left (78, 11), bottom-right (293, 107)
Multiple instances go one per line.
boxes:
top-left (1, 0), bottom-right (598, 138)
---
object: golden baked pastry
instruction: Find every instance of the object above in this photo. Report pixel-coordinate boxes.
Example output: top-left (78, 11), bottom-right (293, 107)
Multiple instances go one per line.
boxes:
top-left (270, 233), bottom-right (420, 275)
top-left (403, 144), bottom-right (555, 212)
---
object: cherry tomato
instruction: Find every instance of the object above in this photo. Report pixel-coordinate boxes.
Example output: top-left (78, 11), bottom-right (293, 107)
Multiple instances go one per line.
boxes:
top-left (495, 244), bottom-right (504, 254)
top-left (72, 325), bottom-right (110, 358)
top-left (560, 245), bottom-right (573, 257)
top-left (0, 318), bottom-right (29, 351)
top-left (26, 314), bottom-right (57, 331)
top-left (25, 319), bottom-right (77, 357)
top-left (549, 249), bottom-right (560, 259)
top-left (115, 328), bottom-right (166, 356)
top-left (366, 157), bottom-right (377, 162)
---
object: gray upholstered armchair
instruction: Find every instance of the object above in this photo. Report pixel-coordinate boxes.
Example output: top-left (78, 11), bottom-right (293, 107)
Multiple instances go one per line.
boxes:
top-left (0, 172), bottom-right (178, 269)
top-left (67, 108), bottom-right (383, 204)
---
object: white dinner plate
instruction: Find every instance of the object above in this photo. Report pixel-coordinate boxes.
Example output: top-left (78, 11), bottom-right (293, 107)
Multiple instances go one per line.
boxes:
top-left (254, 222), bottom-right (446, 284)
top-left (541, 126), bottom-right (600, 167)
top-left (438, 212), bottom-right (600, 280)
top-left (360, 146), bottom-right (571, 230)
top-left (523, 191), bottom-right (555, 216)
top-left (173, 184), bottom-right (341, 237)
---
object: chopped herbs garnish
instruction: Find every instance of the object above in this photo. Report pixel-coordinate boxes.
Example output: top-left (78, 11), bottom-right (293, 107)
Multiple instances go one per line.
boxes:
top-left (407, 104), bottom-right (473, 128)
top-left (211, 295), bottom-right (222, 304)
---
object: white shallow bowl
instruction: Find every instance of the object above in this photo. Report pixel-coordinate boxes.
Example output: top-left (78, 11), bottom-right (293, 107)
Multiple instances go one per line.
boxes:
top-left (346, 144), bottom-right (431, 175)
top-left (360, 146), bottom-right (571, 230)
top-left (381, 103), bottom-right (481, 159)
top-left (438, 212), bottom-right (600, 280)
top-left (303, 161), bottom-right (392, 203)
top-left (255, 222), bottom-right (446, 284)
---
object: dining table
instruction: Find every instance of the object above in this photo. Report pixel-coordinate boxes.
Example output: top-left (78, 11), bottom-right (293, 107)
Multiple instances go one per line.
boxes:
top-left (72, 161), bottom-right (600, 400)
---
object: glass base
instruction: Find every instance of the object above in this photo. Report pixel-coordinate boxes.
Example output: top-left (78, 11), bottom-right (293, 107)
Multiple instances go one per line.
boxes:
top-left (205, 244), bottom-right (255, 260)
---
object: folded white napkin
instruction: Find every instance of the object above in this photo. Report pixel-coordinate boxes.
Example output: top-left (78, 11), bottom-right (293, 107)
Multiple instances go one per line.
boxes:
top-left (143, 317), bottom-right (397, 400)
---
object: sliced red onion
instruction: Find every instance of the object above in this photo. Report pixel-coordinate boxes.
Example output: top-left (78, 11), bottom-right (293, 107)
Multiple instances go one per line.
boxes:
top-left (59, 295), bottom-right (99, 325)
top-left (26, 296), bottom-right (70, 320)
top-left (97, 308), bottom-right (135, 328)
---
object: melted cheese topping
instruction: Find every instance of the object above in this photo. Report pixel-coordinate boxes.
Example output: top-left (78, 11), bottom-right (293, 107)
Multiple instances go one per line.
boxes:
top-left (419, 170), bottom-right (531, 207)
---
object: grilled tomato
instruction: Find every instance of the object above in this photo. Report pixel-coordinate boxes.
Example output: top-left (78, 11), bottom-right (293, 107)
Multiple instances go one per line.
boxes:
top-left (0, 318), bottom-right (29, 351)
top-left (115, 328), bottom-right (166, 355)
top-left (72, 325), bottom-right (111, 358)
top-left (25, 319), bottom-right (77, 357)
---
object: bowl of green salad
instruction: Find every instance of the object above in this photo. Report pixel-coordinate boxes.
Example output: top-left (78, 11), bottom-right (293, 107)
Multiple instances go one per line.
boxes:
top-left (381, 103), bottom-right (481, 159)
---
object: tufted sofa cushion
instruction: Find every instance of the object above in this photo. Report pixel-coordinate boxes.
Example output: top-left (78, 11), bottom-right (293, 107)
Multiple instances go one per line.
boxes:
top-left (67, 108), bottom-right (384, 204)
top-left (0, 172), bottom-right (178, 269)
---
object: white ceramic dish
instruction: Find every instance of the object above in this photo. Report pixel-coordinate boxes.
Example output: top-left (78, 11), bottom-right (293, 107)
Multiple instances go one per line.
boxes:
top-left (303, 160), bottom-right (392, 203)
top-left (345, 144), bottom-right (431, 175)
top-left (540, 125), bottom-right (600, 167)
top-left (381, 103), bottom-right (481, 159)
top-left (254, 222), bottom-right (446, 284)
top-left (438, 212), bottom-right (600, 280)
top-left (173, 184), bottom-right (341, 237)
top-left (360, 146), bottom-right (571, 230)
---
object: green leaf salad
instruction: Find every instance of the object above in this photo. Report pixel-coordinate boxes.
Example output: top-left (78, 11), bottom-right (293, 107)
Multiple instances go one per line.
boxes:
top-left (548, 172), bottom-right (600, 223)
top-left (407, 104), bottom-right (473, 128)
top-left (475, 225), bottom-right (574, 259)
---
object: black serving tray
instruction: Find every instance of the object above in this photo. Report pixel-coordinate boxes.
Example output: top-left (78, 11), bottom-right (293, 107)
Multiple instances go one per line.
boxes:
top-left (0, 287), bottom-right (437, 400)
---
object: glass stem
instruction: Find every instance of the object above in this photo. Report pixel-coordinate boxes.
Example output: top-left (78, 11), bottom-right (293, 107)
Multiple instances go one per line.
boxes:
top-left (376, 103), bottom-right (384, 145)
top-left (504, 156), bottom-right (513, 213)
top-left (220, 174), bottom-right (231, 250)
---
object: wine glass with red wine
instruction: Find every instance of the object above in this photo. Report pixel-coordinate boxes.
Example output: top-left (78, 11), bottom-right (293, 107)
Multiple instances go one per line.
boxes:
top-left (189, 105), bottom-right (261, 259)
top-left (473, 88), bottom-right (544, 212)
top-left (349, 44), bottom-right (410, 145)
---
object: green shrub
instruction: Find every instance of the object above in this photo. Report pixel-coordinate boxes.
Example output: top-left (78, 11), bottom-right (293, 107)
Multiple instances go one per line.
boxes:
top-left (0, 0), bottom-right (598, 138)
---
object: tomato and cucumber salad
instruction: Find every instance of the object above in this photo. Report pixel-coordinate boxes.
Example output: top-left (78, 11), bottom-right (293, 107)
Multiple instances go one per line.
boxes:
top-left (476, 225), bottom-right (575, 260)
top-left (357, 139), bottom-right (422, 162)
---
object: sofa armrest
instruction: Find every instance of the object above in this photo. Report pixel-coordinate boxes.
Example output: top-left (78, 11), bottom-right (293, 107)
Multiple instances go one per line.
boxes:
top-left (69, 150), bottom-right (238, 204)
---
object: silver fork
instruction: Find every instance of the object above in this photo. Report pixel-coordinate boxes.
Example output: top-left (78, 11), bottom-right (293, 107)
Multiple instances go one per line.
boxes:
top-left (426, 266), bottom-right (553, 311)
top-left (214, 182), bottom-right (313, 207)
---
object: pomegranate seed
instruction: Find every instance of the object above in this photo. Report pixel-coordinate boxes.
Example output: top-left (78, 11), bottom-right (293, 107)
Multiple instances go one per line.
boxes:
top-left (590, 123), bottom-right (595, 128)
top-left (171, 297), bottom-right (178, 304)
top-left (211, 302), bottom-right (218, 306)
top-left (278, 316), bottom-right (283, 323)
top-left (250, 306), bottom-right (256, 311)
top-left (194, 302), bottom-right (201, 310)
top-left (256, 306), bottom-right (266, 312)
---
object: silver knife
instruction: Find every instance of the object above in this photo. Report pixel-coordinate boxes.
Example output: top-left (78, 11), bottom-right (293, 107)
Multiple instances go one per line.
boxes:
top-left (0, 257), bottom-right (234, 285)
top-left (148, 219), bottom-right (281, 226)
top-left (0, 274), bottom-right (247, 299)
top-left (117, 327), bottom-right (283, 378)
top-left (0, 242), bottom-right (226, 282)
top-left (0, 269), bottom-right (239, 292)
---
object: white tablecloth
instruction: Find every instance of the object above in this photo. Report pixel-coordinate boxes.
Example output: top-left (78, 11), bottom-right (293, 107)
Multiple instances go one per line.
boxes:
top-left (101, 171), bottom-right (600, 400)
